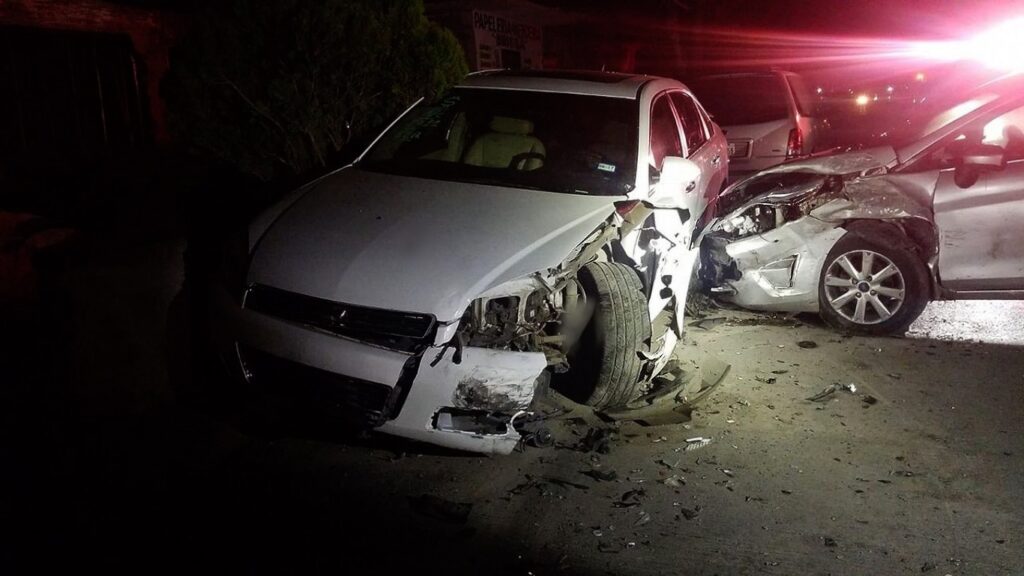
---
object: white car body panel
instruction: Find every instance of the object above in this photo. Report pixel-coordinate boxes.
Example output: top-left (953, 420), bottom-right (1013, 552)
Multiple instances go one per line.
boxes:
top-left (217, 71), bottom-right (729, 454)
top-left (379, 347), bottom-right (547, 455)
top-left (247, 169), bottom-right (617, 322)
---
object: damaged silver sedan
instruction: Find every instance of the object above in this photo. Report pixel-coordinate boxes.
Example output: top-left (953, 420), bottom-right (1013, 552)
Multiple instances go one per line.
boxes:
top-left (700, 74), bottom-right (1024, 334)
top-left (209, 70), bottom-right (727, 453)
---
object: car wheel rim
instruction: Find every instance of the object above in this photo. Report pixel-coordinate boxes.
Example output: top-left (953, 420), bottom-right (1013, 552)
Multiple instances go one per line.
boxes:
top-left (823, 249), bottom-right (906, 325)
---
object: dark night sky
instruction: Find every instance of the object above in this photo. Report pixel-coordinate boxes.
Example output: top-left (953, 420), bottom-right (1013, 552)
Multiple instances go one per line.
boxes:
top-left (539, 0), bottom-right (1024, 38)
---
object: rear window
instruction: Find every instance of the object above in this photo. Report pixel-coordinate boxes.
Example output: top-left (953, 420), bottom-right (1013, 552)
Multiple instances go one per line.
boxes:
top-left (692, 75), bottom-right (790, 126)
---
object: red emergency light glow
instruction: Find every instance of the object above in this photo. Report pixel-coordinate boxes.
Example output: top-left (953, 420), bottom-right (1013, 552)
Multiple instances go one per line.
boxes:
top-left (908, 18), bottom-right (1024, 72)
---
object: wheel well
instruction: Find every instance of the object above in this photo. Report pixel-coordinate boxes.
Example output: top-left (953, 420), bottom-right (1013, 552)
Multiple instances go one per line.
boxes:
top-left (841, 218), bottom-right (938, 297)
top-left (842, 218), bottom-right (937, 259)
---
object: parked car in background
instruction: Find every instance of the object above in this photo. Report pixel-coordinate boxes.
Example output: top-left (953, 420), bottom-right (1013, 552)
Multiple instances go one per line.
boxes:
top-left (692, 71), bottom-right (820, 181)
top-left (209, 70), bottom-right (727, 454)
top-left (698, 74), bottom-right (1024, 335)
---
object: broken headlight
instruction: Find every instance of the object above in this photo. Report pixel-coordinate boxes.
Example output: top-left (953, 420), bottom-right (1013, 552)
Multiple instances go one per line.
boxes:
top-left (463, 288), bottom-right (554, 350)
top-left (717, 174), bottom-right (846, 241)
top-left (720, 204), bottom-right (778, 238)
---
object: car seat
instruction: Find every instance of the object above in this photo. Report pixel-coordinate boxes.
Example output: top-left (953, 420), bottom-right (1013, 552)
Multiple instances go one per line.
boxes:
top-left (463, 116), bottom-right (545, 170)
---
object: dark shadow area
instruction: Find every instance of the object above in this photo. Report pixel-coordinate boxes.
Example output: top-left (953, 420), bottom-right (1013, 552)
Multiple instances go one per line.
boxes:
top-left (0, 158), bottom-right (592, 575)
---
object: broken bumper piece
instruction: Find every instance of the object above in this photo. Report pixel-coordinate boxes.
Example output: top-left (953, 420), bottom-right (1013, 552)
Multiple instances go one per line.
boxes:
top-left (210, 285), bottom-right (546, 454)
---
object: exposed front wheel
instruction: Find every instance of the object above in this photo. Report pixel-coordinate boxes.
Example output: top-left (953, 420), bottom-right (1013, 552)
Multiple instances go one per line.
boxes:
top-left (818, 232), bottom-right (929, 335)
top-left (561, 261), bottom-right (652, 409)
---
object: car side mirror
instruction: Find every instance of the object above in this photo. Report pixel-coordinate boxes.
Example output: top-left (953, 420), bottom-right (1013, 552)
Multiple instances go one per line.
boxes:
top-left (954, 143), bottom-right (1005, 188)
top-left (649, 156), bottom-right (701, 209)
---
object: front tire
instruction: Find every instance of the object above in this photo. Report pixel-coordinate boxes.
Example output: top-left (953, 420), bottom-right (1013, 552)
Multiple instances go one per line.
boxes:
top-left (569, 261), bottom-right (652, 409)
top-left (818, 231), bottom-right (928, 335)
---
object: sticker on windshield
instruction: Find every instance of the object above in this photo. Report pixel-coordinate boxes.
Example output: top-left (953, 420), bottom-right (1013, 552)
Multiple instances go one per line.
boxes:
top-left (597, 162), bottom-right (616, 173)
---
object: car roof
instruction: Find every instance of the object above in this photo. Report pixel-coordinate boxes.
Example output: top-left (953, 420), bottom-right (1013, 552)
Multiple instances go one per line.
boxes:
top-left (459, 69), bottom-right (658, 99)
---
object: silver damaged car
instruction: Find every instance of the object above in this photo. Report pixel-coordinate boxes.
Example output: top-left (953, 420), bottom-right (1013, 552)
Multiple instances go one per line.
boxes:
top-left (210, 70), bottom-right (728, 453)
top-left (700, 74), bottom-right (1024, 334)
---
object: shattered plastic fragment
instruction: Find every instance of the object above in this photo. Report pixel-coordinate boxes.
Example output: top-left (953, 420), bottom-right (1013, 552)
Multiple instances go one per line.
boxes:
top-left (806, 383), bottom-right (857, 401)
top-left (582, 469), bottom-right (618, 482)
top-left (663, 475), bottom-right (685, 488)
top-left (679, 437), bottom-right (712, 452)
top-left (614, 488), bottom-right (646, 508)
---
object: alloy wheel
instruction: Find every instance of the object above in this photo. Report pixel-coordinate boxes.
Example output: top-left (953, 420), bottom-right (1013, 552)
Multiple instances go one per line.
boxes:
top-left (823, 249), bottom-right (906, 325)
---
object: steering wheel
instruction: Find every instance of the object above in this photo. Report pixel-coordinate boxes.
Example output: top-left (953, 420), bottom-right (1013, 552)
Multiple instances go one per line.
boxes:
top-left (508, 152), bottom-right (546, 170)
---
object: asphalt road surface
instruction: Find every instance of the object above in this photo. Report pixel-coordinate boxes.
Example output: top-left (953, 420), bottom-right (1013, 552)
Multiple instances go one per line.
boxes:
top-left (4, 239), bottom-right (1022, 575)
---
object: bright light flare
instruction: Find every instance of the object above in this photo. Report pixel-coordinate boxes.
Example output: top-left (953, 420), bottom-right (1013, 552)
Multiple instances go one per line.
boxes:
top-left (910, 17), bottom-right (1024, 71)
top-left (855, 94), bottom-right (870, 106)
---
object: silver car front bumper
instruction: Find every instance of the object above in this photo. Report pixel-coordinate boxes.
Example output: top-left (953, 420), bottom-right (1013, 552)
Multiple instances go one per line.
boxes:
top-left (716, 216), bottom-right (846, 313)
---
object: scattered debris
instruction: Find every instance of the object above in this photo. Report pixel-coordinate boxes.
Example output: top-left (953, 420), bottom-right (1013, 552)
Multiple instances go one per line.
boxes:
top-left (678, 505), bottom-right (701, 520)
top-left (754, 375), bottom-right (777, 384)
top-left (575, 428), bottom-right (614, 454)
top-left (797, 340), bottom-right (818, 349)
top-left (581, 469), bottom-right (618, 482)
top-left (771, 369), bottom-right (789, 375)
top-left (663, 475), bottom-right (685, 488)
top-left (509, 475), bottom-right (590, 496)
top-left (677, 437), bottom-right (712, 452)
top-left (689, 316), bottom-right (728, 330)
top-left (781, 489), bottom-right (793, 495)
top-left (862, 394), bottom-right (879, 405)
top-left (542, 476), bottom-right (590, 491)
top-left (600, 352), bottom-right (730, 426)
top-left (633, 510), bottom-right (651, 526)
top-left (657, 458), bottom-right (681, 469)
top-left (523, 427), bottom-right (554, 448)
top-left (720, 468), bottom-right (735, 478)
top-left (408, 494), bottom-right (472, 524)
top-left (920, 561), bottom-right (937, 572)
top-left (806, 383), bottom-right (857, 402)
top-left (888, 373), bottom-right (902, 380)
top-left (614, 488), bottom-right (646, 508)
top-left (822, 536), bottom-right (838, 547)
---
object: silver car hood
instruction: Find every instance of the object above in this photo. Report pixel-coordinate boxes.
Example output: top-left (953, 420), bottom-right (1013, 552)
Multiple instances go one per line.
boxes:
top-left (246, 168), bottom-right (617, 321)
top-left (752, 145), bottom-right (898, 176)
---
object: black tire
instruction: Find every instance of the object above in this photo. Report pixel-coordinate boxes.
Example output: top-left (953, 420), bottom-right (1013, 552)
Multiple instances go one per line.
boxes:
top-left (818, 231), bottom-right (929, 335)
top-left (570, 261), bottom-right (652, 409)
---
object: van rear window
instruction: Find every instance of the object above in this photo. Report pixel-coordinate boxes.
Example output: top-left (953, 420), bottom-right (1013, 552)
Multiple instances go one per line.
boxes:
top-left (692, 75), bottom-right (790, 126)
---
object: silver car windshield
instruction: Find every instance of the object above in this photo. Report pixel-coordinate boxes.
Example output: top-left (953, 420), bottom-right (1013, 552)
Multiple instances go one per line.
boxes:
top-left (360, 88), bottom-right (638, 196)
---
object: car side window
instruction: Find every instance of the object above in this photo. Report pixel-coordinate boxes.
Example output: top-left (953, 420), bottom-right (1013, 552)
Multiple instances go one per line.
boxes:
top-left (981, 104), bottom-right (1024, 162)
top-left (671, 92), bottom-right (709, 154)
top-left (915, 103), bottom-right (1024, 172)
top-left (650, 95), bottom-right (683, 171)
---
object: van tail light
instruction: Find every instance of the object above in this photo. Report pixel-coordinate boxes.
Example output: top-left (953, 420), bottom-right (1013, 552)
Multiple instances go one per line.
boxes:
top-left (786, 127), bottom-right (804, 159)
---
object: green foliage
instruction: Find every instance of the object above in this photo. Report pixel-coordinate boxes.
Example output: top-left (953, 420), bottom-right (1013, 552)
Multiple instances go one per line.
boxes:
top-left (163, 0), bottom-right (467, 180)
